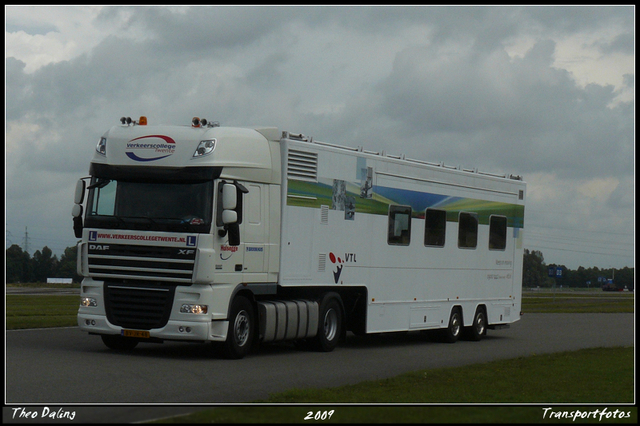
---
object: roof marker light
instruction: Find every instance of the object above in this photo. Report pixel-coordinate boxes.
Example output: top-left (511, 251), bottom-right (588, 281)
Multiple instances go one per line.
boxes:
top-left (139, 116), bottom-right (147, 125)
top-left (96, 137), bottom-right (107, 156)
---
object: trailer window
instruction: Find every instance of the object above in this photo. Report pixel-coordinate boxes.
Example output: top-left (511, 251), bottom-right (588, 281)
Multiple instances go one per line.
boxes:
top-left (489, 215), bottom-right (507, 250)
top-left (458, 212), bottom-right (478, 249)
top-left (388, 205), bottom-right (411, 246)
top-left (424, 208), bottom-right (446, 247)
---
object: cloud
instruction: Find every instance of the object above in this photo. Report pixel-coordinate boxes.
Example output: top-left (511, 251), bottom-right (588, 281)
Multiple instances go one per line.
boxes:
top-left (372, 37), bottom-right (633, 183)
top-left (596, 32), bottom-right (635, 55)
top-left (5, 6), bottom-right (635, 268)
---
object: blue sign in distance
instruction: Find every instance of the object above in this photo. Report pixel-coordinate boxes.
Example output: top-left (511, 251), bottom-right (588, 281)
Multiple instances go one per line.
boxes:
top-left (548, 266), bottom-right (563, 278)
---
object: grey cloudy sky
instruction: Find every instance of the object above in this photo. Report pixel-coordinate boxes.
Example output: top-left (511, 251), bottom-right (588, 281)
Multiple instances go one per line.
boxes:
top-left (5, 5), bottom-right (635, 270)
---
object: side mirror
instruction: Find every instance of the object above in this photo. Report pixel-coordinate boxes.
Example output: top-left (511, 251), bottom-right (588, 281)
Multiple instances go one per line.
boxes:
top-left (74, 179), bottom-right (86, 204)
top-left (222, 183), bottom-right (237, 209)
top-left (222, 210), bottom-right (237, 225)
top-left (72, 204), bottom-right (83, 218)
top-left (217, 181), bottom-right (248, 246)
top-left (73, 179), bottom-right (86, 238)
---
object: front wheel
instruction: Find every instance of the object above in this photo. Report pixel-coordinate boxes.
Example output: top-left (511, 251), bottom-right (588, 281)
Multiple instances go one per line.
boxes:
top-left (222, 296), bottom-right (255, 359)
top-left (310, 293), bottom-right (343, 352)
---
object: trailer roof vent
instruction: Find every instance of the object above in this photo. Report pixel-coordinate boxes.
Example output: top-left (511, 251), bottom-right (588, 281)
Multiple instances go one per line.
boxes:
top-left (287, 149), bottom-right (318, 182)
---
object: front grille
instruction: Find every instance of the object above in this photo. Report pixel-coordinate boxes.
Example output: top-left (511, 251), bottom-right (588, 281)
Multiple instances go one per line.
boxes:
top-left (88, 244), bottom-right (195, 283)
top-left (104, 283), bottom-right (176, 330)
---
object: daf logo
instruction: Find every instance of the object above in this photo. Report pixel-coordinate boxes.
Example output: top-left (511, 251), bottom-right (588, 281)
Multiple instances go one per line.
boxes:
top-left (89, 244), bottom-right (109, 251)
top-left (178, 249), bottom-right (195, 255)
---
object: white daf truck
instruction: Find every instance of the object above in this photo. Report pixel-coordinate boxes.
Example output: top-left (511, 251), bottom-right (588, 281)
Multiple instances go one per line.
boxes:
top-left (74, 116), bottom-right (526, 358)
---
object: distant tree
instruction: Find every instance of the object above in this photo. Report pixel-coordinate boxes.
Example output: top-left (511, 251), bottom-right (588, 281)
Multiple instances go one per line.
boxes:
top-left (571, 266), bottom-right (589, 288)
top-left (31, 246), bottom-right (58, 283)
top-left (614, 267), bottom-right (634, 291)
top-left (57, 245), bottom-right (81, 283)
top-left (523, 249), bottom-right (547, 288)
top-left (520, 251), bottom-right (634, 291)
top-left (5, 244), bottom-right (31, 283)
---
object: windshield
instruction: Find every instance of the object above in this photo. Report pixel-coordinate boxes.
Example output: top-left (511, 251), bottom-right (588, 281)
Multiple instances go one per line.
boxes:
top-left (85, 178), bottom-right (213, 233)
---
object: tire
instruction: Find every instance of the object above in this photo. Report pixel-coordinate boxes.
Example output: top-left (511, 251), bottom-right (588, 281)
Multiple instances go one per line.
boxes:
top-left (310, 293), bottom-right (343, 352)
top-left (466, 307), bottom-right (487, 341)
top-left (443, 307), bottom-right (462, 343)
top-left (222, 296), bottom-right (255, 359)
top-left (101, 334), bottom-right (138, 351)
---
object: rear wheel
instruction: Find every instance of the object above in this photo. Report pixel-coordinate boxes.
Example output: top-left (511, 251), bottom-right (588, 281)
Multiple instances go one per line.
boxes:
top-left (466, 307), bottom-right (487, 341)
top-left (222, 296), bottom-right (255, 359)
top-left (443, 307), bottom-right (462, 343)
top-left (311, 293), bottom-right (343, 352)
top-left (101, 334), bottom-right (138, 351)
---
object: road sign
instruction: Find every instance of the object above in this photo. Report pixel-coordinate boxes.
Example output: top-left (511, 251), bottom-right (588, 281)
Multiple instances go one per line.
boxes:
top-left (548, 266), bottom-right (564, 278)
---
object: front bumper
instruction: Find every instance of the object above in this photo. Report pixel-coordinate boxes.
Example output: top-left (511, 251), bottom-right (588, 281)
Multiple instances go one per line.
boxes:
top-left (77, 313), bottom-right (229, 342)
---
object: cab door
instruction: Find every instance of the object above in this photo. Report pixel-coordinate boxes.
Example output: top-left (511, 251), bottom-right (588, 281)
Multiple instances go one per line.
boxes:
top-left (242, 183), bottom-right (266, 274)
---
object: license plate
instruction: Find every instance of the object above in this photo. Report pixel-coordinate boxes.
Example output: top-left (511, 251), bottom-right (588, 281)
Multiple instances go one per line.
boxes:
top-left (122, 329), bottom-right (150, 339)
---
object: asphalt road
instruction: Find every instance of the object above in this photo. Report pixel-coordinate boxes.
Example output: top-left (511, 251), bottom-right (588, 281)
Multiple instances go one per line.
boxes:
top-left (4, 313), bottom-right (634, 423)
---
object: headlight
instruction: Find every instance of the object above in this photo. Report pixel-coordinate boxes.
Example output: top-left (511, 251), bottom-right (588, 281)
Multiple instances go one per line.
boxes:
top-left (180, 304), bottom-right (208, 314)
top-left (81, 297), bottom-right (97, 307)
top-left (193, 139), bottom-right (216, 157)
top-left (96, 137), bottom-right (107, 156)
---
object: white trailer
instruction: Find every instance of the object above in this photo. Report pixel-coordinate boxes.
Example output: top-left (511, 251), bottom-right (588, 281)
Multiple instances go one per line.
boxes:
top-left (75, 116), bottom-right (525, 358)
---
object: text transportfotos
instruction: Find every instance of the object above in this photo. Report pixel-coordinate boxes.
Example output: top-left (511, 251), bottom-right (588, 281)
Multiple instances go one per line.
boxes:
top-left (542, 407), bottom-right (631, 421)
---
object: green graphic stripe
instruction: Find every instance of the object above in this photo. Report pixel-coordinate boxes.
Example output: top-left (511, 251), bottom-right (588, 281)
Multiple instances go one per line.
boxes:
top-left (287, 179), bottom-right (524, 228)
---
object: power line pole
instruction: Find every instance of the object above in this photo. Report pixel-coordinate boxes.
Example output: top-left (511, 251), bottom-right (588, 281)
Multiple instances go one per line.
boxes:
top-left (6, 230), bottom-right (14, 248)
top-left (23, 226), bottom-right (30, 255)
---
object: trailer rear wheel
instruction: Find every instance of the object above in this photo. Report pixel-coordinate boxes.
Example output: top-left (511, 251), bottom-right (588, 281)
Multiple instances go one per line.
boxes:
top-left (311, 293), bottom-right (343, 352)
top-left (466, 307), bottom-right (487, 341)
top-left (223, 296), bottom-right (255, 359)
top-left (443, 307), bottom-right (462, 343)
top-left (101, 334), bottom-right (138, 351)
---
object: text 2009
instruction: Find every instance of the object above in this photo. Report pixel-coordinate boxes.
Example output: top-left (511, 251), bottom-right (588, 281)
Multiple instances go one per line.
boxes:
top-left (304, 410), bottom-right (335, 421)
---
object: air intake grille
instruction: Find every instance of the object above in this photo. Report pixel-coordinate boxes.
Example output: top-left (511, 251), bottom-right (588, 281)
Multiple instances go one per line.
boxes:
top-left (104, 283), bottom-right (176, 330)
top-left (287, 150), bottom-right (318, 182)
top-left (88, 244), bottom-right (195, 283)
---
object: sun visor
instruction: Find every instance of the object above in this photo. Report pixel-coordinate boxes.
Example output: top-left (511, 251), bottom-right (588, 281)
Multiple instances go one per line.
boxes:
top-left (89, 163), bottom-right (222, 182)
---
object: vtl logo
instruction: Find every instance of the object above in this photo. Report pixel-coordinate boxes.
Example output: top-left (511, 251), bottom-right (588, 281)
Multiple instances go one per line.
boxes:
top-left (329, 252), bottom-right (357, 283)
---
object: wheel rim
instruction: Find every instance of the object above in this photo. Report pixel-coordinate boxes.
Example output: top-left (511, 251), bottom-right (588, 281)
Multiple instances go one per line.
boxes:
top-left (323, 308), bottom-right (338, 341)
top-left (475, 312), bottom-right (486, 335)
top-left (234, 310), bottom-right (250, 347)
top-left (451, 313), bottom-right (461, 337)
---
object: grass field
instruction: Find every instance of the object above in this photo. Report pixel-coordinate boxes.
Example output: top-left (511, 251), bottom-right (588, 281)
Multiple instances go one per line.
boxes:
top-left (6, 294), bottom-right (80, 329)
top-left (521, 290), bottom-right (634, 313)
